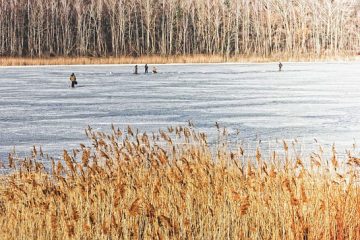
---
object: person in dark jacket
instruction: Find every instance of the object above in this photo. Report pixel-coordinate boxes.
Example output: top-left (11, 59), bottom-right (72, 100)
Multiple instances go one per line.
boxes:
top-left (69, 73), bottom-right (77, 88)
top-left (145, 64), bottom-right (149, 73)
top-left (134, 65), bottom-right (138, 74)
top-left (279, 62), bottom-right (283, 71)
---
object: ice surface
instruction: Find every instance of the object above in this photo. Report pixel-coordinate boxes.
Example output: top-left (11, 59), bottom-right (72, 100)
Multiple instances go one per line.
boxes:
top-left (1, 62), bottom-right (360, 159)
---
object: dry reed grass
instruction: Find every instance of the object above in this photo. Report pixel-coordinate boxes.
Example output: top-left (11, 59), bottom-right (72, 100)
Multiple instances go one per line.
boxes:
top-left (0, 53), bottom-right (358, 66)
top-left (0, 125), bottom-right (359, 239)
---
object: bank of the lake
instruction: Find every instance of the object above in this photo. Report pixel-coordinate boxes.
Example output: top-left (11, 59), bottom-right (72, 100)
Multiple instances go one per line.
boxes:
top-left (0, 54), bottom-right (359, 66)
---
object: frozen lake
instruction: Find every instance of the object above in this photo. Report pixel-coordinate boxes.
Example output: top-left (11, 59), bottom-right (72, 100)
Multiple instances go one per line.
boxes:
top-left (1, 62), bottom-right (360, 159)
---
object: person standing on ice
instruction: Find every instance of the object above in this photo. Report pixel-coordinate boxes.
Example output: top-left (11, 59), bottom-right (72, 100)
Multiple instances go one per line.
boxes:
top-left (134, 65), bottom-right (138, 74)
top-left (279, 62), bottom-right (283, 71)
top-left (69, 73), bottom-right (77, 88)
top-left (145, 64), bottom-right (149, 73)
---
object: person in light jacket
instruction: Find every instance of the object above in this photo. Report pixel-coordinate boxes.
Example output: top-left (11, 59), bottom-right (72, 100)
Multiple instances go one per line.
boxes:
top-left (152, 66), bottom-right (157, 74)
top-left (69, 73), bottom-right (77, 88)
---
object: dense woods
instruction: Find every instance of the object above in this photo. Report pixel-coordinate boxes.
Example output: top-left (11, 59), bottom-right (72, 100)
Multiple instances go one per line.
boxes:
top-left (0, 0), bottom-right (359, 57)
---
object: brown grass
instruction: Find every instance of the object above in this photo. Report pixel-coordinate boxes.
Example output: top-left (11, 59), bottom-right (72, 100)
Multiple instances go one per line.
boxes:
top-left (0, 125), bottom-right (359, 239)
top-left (1, 53), bottom-right (359, 66)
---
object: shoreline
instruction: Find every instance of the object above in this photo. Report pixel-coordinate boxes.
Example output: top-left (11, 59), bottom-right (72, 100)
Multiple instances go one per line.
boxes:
top-left (1, 54), bottom-right (359, 67)
top-left (1, 61), bottom-right (359, 69)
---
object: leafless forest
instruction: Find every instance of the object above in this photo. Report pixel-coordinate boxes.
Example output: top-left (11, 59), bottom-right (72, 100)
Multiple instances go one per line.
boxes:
top-left (0, 0), bottom-right (359, 57)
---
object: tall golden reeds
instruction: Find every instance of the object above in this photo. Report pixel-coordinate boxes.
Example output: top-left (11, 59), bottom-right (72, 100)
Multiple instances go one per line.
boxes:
top-left (0, 54), bottom-right (359, 66)
top-left (0, 125), bottom-right (359, 239)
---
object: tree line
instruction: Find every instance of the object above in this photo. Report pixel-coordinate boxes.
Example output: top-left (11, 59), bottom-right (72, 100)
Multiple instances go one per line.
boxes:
top-left (0, 0), bottom-right (359, 57)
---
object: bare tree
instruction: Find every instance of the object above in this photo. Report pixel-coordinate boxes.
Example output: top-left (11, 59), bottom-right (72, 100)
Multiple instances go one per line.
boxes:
top-left (0, 0), bottom-right (359, 58)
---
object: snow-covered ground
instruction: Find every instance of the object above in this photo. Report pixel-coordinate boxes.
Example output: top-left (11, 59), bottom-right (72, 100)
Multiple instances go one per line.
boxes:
top-left (1, 62), bottom-right (360, 159)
